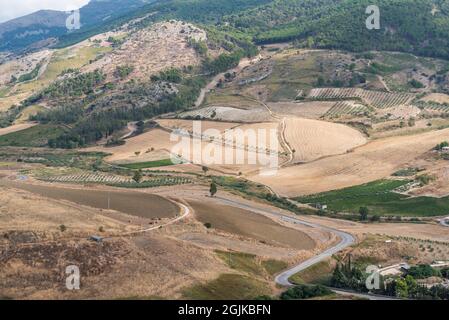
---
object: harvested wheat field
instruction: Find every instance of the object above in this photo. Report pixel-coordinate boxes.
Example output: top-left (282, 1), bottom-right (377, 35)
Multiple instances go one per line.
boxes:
top-left (283, 117), bottom-right (367, 162)
top-left (189, 200), bottom-right (315, 250)
top-left (0, 180), bottom-right (179, 219)
top-left (0, 186), bottom-right (131, 238)
top-left (90, 121), bottom-right (284, 175)
top-left (252, 127), bottom-right (449, 197)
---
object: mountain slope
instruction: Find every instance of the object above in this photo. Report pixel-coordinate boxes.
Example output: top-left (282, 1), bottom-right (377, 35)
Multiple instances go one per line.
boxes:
top-left (0, 0), bottom-right (151, 52)
top-left (225, 0), bottom-right (449, 59)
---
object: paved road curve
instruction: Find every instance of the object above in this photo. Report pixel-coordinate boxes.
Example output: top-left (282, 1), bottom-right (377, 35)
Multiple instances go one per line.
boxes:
top-left (214, 196), bottom-right (402, 300)
top-left (213, 197), bottom-right (355, 286)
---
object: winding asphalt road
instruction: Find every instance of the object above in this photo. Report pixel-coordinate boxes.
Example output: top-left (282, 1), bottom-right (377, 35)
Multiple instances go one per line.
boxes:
top-left (213, 196), bottom-right (356, 286)
top-left (214, 196), bottom-right (402, 300)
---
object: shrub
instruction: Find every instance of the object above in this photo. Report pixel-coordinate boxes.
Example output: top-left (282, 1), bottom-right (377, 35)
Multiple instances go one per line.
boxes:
top-left (280, 284), bottom-right (333, 300)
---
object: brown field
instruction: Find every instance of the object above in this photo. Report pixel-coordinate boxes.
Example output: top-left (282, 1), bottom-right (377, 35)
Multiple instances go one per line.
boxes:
top-left (189, 200), bottom-right (315, 250)
top-left (0, 185), bottom-right (131, 238)
top-left (297, 214), bottom-right (449, 243)
top-left (251, 127), bottom-right (449, 197)
top-left (0, 180), bottom-right (179, 219)
top-left (89, 120), bottom-right (284, 175)
top-left (409, 160), bottom-right (449, 197)
top-left (157, 119), bottom-right (241, 133)
top-left (283, 117), bottom-right (367, 163)
top-left (421, 93), bottom-right (449, 104)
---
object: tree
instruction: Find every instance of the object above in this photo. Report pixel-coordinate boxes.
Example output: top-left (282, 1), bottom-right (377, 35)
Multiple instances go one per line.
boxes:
top-left (210, 182), bottom-right (217, 197)
top-left (59, 225), bottom-right (67, 232)
top-left (133, 170), bottom-right (143, 183)
top-left (359, 207), bottom-right (369, 221)
top-left (202, 166), bottom-right (209, 175)
top-left (395, 278), bottom-right (409, 298)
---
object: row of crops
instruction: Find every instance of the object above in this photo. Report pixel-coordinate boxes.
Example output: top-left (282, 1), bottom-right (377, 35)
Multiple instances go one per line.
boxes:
top-left (109, 177), bottom-right (192, 189)
top-left (323, 101), bottom-right (371, 118)
top-left (414, 101), bottom-right (449, 112)
top-left (40, 172), bottom-right (192, 188)
top-left (308, 88), bottom-right (415, 109)
top-left (42, 172), bottom-right (132, 184)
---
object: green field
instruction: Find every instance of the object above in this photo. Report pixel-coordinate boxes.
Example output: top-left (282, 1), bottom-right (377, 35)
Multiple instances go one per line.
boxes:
top-left (119, 159), bottom-right (174, 169)
top-left (0, 125), bottom-right (66, 147)
top-left (296, 180), bottom-right (449, 217)
top-left (182, 274), bottom-right (271, 300)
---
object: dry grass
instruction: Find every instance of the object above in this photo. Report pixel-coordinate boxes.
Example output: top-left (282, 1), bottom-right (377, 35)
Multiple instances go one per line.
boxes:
top-left (283, 117), bottom-right (367, 163)
top-left (189, 200), bottom-right (316, 250)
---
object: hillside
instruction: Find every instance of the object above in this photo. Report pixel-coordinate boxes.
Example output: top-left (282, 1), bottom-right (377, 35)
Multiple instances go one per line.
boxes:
top-left (0, 0), bottom-right (151, 52)
top-left (227, 0), bottom-right (449, 60)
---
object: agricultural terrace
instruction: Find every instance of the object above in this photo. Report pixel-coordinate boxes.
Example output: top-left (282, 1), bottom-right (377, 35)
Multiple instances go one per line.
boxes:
top-left (323, 101), bottom-right (371, 118)
top-left (308, 88), bottom-right (415, 109)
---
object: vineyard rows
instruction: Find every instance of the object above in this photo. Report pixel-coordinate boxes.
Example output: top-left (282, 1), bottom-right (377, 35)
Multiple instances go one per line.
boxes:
top-left (324, 101), bottom-right (371, 118)
top-left (41, 172), bottom-right (192, 188)
top-left (414, 101), bottom-right (449, 112)
top-left (43, 173), bottom-right (132, 184)
top-left (308, 88), bottom-right (415, 109)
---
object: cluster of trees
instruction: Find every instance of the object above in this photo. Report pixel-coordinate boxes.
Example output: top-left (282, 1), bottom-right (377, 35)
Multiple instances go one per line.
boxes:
top-left (331, 260), bottom-right (367, 292)
top-left (435, 141), bottom-right (449, 150)
top-left (114, 65), bottom-right (134, 79)
top-left (331, 260), bottom-right (449, 300)
top-left (280, 284), bottom-right (333, 300)
top-left (188, 38), bottom-right (208, 56)
top-left (221, 0), bottom-right (449, 61)
top-left (17, 62), bottom-right (42, 83)
top-left (42, 72), bottom-right (206, 148)
top-left (151, 68), bottom-right (183, 83)
top-left (25, 70), bottom-right (106, 106)
top-left (316, 73), bottom-right (366, 88)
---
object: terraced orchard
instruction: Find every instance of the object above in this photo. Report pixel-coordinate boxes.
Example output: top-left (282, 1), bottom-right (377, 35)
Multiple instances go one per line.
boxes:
top-left (308, 88), bottom-right (415, 109)
top-left (323, 101), bottom-right (371, 118)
